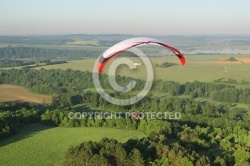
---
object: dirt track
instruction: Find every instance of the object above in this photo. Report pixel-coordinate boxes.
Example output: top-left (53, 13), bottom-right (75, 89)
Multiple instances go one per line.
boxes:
top-left (0, 84), bottom-right (51, 104)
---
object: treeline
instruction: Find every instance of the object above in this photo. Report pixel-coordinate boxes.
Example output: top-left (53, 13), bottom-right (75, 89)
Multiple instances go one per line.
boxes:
top-left (64, 138), bottom-right (146, 166)
top-left (1, 68), bottom-right (250, 104)
top-left (0, 103), bottom-right (39, 140)
top-left (0, 60), bottom-right (34, 68)
top-left (155, 62), bottom-right (177, 68)
top-left (64, 137), bottom-right (208, 166)
top-left (43, 93), bottom-right (250, 130)
top-left (43, 60), bottom-right (67, 65)
top-left (0, 59), bottom-right (69, 68)
top-left (214, 78), bottom-right (250, 85)
top-left (41, 109), bottom-right (138, 129)
top-left (0, 47), bottom-right (102, 59)
top-left (64, 134), bottom-right (250, 166)
top-left (24, 60), bottom-right (68, 69)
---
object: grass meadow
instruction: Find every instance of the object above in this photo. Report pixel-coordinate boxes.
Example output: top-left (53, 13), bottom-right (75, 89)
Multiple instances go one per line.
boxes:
top-left (0, 123), bottom-right (146, 166)
top-left (34, 54), bottom-right (250, 83)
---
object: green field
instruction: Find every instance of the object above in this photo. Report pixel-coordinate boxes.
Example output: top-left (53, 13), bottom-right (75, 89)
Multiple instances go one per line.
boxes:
top-left (34, 54), bottom-right (250, 83)
top-left (0, 123), bottom-right (146, 166)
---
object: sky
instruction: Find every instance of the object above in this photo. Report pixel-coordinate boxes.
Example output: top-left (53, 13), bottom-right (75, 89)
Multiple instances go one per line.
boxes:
top-left (1, 0), bottom-right (250, 35)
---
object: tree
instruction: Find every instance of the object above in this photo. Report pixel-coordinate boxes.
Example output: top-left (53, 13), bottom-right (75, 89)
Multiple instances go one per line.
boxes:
top-left (89, 154), bottom-right (109, 166)
top-left (115, 146), bottom-right (127, 166)
top-left (128, 149), bottom-right (144, 166)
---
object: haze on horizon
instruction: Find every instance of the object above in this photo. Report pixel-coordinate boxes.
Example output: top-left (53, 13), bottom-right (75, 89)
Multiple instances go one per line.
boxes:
top-left (1, 0), bottom-right (250, 36)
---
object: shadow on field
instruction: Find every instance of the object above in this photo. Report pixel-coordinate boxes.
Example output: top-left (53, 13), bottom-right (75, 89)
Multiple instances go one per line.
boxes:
top-left (0, 123), bottom-right (54, 148)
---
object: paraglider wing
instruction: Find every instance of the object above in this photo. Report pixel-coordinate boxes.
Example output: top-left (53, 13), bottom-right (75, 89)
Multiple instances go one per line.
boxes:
top-left (97, 37), bottom-right (186, 73)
